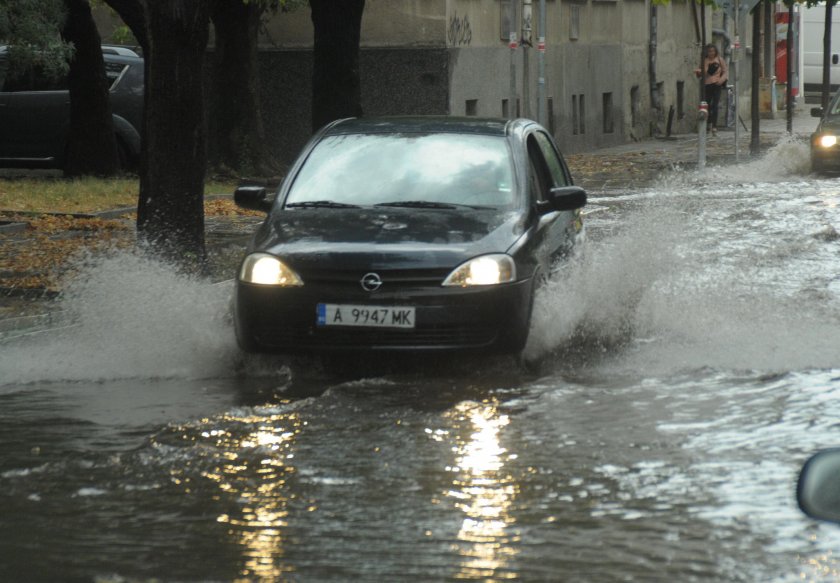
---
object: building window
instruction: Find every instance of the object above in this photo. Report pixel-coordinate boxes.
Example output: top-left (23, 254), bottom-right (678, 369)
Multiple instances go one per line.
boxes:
top-left (603, 92), bottom-right (614, 134)
top-left (572, 94), bottom-right (585, 135)
top-left (502, 99), bottom-right (509, 118)
top-left (570, 5), bottom-right (580, 41)
top-left (466, 99), bottom-right (478, 116)
top-left (501, 0), bottom-right (516, 41)
top-left (516, 98), bottom-right (521, 117)
top-left (548, 97), bottom-right (555, 134)
top-left (579, 94), bottom-right (586, 134)
top-left (677, 81), bottom-right (685, 119)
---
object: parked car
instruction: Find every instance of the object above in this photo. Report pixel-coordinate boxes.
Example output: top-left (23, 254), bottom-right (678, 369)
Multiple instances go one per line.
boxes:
top-left (0, 45), bottom-right (143, 171)
top-left (810, 89), bottom-right (840, 173)
top-left (233, 116), bottom-right (587, 355)
top-left (798, 448), bottom-right (840, 524)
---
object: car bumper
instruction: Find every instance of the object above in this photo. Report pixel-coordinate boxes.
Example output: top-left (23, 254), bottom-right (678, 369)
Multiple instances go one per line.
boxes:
top-left (811, 140), bottom-right (840, 171)
top-left (234, 278), bottom-right (534, 354)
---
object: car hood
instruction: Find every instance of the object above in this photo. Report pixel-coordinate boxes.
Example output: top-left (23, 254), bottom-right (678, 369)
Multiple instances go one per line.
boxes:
top-left (251, 207), bottom-right (526, 272)
top-left (816, 117), bottom-right (840, 134)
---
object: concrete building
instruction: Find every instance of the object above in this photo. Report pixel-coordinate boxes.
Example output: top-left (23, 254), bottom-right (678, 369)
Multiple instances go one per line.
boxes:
top-left (257, 0), bottom-right (706, 161)
top-left (97, 1), bottom-right (761, 164)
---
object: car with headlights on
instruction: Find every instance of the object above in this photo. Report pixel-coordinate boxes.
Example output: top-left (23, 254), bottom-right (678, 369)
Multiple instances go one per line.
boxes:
top-left (810, 91), bottom-right (840, 173)
top-left (233, 116), bottom-right (587, 355)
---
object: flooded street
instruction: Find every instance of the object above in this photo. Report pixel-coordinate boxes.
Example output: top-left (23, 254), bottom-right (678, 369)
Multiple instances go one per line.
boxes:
top-left (5, 141), bottom-right (840, 582)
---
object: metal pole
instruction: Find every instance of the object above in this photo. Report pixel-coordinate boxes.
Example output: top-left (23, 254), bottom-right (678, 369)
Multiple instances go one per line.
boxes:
top-left (733, 0), bottom-right (740, 162)
top-left (786, 2), bottom-right (794, 134)
top-left (509, 0), bottom-right (517, 119)
top-left (522, 0), bottom-right (532, 119)
top-left (537, 0), bottom-right (546, 126)
top-left (699, 101), bottom-right (708, 170)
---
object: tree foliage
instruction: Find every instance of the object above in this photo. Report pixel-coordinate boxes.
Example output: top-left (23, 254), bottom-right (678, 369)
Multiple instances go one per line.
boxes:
top-left (0, 0), bottom-right (73, 79)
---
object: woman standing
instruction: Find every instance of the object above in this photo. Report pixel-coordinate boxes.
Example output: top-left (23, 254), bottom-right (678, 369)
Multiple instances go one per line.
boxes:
top-left (694, 44), bottom-right (728, 135)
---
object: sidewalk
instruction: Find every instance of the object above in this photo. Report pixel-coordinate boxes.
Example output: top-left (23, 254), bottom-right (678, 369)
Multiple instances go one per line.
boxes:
top-left (570, 107), bottom-right (814, 193)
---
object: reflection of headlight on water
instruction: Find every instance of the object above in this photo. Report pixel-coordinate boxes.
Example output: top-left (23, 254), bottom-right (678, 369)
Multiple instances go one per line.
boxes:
top-left (197, 411), bottom-right (304, 581)
top-left (444, 402), bottom-right (519, 579)
top-left (820, 135), bottom-right (838, 148)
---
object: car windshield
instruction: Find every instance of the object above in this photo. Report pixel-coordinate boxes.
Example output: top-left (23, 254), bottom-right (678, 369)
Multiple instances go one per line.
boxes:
top-left (285, 133), bottom-right (516, 209)
top-left (829, 93), bottom-right (840, 117)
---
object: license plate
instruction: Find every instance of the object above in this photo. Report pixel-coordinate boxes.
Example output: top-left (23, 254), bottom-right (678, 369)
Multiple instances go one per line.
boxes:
top-left (316, 303), bottom-right (415, 328)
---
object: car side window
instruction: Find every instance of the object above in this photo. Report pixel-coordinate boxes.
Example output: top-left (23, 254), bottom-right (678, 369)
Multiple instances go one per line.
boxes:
top-left (526, 135), bottom-right (553, 202)
top-left (533, 131), bottom-right (570, 188)
top-left (2, 63), bottom-right (68, 92)
top-left (0, 58), bottom-right (7, 92)
top-left (105, 62), bottom-right (128, 89)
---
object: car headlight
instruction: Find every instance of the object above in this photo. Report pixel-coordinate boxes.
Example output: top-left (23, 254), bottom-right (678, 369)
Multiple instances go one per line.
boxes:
top-left (442, 254), bottom-right (516, 287)
top-left (820, 135), bottom-right (838, 148)
top-left (239, 253), bottom-right (303, 286)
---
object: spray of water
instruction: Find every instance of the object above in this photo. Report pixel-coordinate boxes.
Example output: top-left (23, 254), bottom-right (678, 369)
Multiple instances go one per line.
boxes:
top-left (526, 139), bottom-right (840, 373)
top-left (1, 138), bottom-right (832, 383)
top-left (0, 250), bottom-right (240, 385)
top-left (656, 134), bottom-right (812, 189)
top-left (524, 204), bottom-right (683, 362)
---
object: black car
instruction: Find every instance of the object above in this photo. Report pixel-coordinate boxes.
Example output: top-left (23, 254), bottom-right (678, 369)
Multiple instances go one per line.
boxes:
top-left (233, 117), bottom-right (587, 355)
top-left (798, 448), bottom-right (840, 525)
top-left (0, 45), bottom-right (144, 170)
top-left (810, 90), bottom-right (840, 172)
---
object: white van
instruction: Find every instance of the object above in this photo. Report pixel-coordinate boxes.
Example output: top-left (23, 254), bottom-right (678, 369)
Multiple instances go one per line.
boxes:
top-left (802, 3), bottom-right (840, 95)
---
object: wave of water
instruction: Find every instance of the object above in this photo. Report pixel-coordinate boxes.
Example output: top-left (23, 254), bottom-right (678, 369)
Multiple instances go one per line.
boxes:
top-left (0, 251), bottom-right (240, 385)
top-left (527, 140), bottom-right (840, 374)
top-left (2, 138), bottom-right (836, 384)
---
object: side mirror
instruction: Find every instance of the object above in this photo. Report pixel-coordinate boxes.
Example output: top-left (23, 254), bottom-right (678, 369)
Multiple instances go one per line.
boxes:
top-left (798, 449), bottom-right (840, 524)
top-left (812, 107), bottom-right (825, 118)
top-left (537, 185), bottom-right (587, 215)
top-left (234, 185), bottom-right (272, 213)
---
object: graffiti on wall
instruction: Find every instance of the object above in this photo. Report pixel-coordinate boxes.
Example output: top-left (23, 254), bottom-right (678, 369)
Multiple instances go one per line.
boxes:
top-left (448, 12), bottom-right (472, 46)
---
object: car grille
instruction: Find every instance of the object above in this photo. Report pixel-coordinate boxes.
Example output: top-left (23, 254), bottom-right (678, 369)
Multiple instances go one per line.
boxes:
top-left (300, 268), bottom-right (450, 289)
top-left (256, 324), bottom-right (497, 349)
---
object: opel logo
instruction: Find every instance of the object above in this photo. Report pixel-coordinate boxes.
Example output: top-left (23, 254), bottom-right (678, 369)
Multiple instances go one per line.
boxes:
top-left (360, 272), bottom-right (383, 292)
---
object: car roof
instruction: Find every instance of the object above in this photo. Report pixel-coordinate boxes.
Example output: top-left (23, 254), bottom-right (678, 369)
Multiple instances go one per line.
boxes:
top-left (0, 45), bottom-right (141, 63)
top-left (101, 45), bottom-right (141, 57)
top-left (325, 116), bottom-right (523, 137)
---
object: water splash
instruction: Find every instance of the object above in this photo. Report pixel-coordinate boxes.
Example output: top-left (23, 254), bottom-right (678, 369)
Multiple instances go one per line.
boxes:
top-left (0, 250), bottom-right (240, 385)
top-left (655, 134), bottom-right (812, 189)
top-left (524, 205), bottom-right (684, 361)
top-left (526, 150), bottom-right (840, 374)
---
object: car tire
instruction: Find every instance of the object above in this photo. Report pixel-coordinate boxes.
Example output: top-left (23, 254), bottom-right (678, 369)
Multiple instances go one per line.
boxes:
top-left (116, 138), bottom-right (135, 173)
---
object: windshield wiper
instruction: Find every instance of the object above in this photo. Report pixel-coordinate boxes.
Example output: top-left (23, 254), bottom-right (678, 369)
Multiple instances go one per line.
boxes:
top-left (285, 200), bottom-right (360, 209)
top-left (374, 200), bottom-right (494, 210)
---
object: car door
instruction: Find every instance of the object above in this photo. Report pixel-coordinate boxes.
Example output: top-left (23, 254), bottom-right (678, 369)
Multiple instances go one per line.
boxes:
top-left (0, 61), bottom-right (70, 164)
top-left (525, 130), bottom-right (578, 273)
top-left (533, 130), bottom-right (583, 253)
top-left (0, 54), bottom-right (12, 159)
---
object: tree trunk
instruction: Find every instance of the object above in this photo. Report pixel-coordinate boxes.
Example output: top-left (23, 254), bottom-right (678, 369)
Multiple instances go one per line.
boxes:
top-left (751, 4), bottom-right (761, 155)
top-left (136, 1), bottom-right (211, 264)
top-left (310, 0), bottom-right (365, 132)
top-left (61, 0), bottom-right (120, 177)
top-left (823, 2), bottom-right (834, 112)
top-left (209, 0), bottom-right (272, 177)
